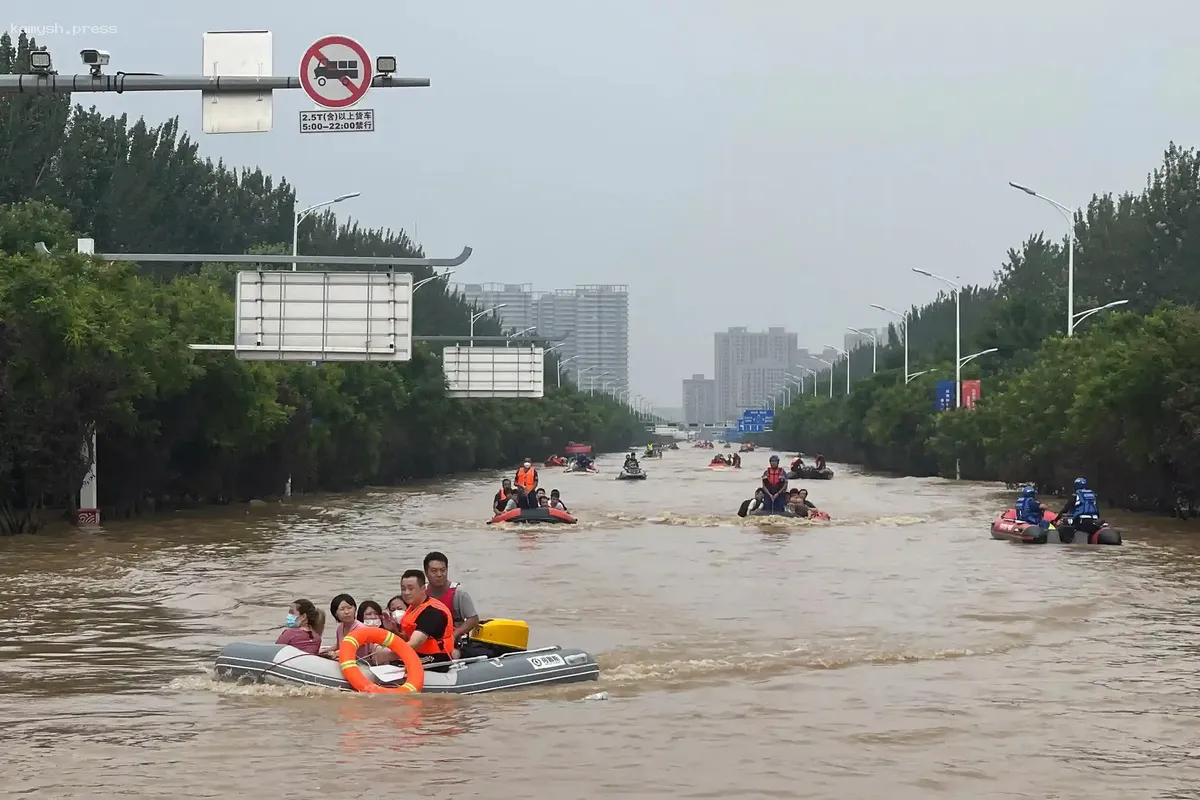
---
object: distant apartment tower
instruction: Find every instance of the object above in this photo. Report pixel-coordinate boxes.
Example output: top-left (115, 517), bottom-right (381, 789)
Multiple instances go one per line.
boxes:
top-left (457, 283), bottom-right (536, 333)
top-left (682, 374), bottom-right (718, 424)
top-left (713, 326), bottom-right (799, 421)
top-left (564, 285), bottom-right (629, 392)
top-left (457, 282), bottom-right (629, 391)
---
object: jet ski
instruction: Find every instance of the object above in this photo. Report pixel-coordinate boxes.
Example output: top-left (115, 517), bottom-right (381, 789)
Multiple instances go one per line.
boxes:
top-left (617, 463), bottom-right (647, 480)
top-left (564, 463), bottom-right (598, 474)
top-left (213, 619), bottom-right (599, 695)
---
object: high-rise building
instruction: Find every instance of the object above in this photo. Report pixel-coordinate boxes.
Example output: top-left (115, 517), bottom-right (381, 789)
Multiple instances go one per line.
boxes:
top-left (458, 283), bottom-right (537, 332)
top-left (455, 282), bottom-right (630, 394)
top-left (570, 285), bottom-right (629, 393)
top-left (682, 374), bottom-right (718, 424)
top-left (713, 327), bottom-right (799, 421)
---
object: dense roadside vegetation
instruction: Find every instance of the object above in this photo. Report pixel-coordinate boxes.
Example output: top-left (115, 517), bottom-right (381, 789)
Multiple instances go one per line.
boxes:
top-left (770, 143), bottom-right (1200, 515)
top-left (0, 33), bottom-right (640, 534)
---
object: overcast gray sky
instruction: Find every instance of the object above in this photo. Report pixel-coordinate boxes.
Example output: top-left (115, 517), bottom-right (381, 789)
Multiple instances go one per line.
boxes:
top-left (16, 0), bottom-right (1200, 404)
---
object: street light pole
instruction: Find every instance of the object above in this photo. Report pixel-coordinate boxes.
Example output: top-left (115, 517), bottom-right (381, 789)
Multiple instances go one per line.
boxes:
top-left (1072, 299), bottom-right (1129, 328)
top-left (824, 345), bottom-right (850, 395)
top-left (800, 367), bottom-right (818, 396)
top-left (556, 355), bottom-right (580, 388)
top-left (292, 192), bottom-right (361, 271)
top-left (871, 303), bottom-right (920, 383)
top-left (469, 303), bottom-right (507, 346)
top-left (813, 357), bottom-right (834, 398)
top-left (1009, 181), bottom-right (1076, 336)
top-left (413, 269), bottom-right (455, 292)
top-left (847, 327), bottom-right (877, 373)
top-left (912, 268), bottom-right (961, 407)
top-left (507, 326), bottom-right (537, 339)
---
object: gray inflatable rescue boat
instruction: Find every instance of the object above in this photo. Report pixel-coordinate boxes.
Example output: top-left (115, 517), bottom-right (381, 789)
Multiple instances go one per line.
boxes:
top-left (212, 619), bottom-right (599, 695)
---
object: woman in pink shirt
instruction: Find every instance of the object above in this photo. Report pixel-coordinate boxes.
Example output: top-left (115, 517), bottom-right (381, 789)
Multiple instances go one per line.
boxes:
top-left (322, 593), bottom-right (360, 657)
top-left (275, 599), bottom-right (324, 655)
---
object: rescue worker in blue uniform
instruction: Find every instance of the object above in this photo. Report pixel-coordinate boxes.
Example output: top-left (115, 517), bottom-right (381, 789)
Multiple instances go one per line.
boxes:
top-left (1015, 486), bottom-right (1049, 527)
top-left (1059, 477), bottom-right (1102, 536)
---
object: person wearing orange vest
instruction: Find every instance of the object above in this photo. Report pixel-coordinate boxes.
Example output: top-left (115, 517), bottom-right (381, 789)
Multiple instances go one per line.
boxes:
top-left (761, 454), bottom-right (789, 512)
top-left (493, 478), bottom-right (514, 515)
top-left (515, 458), bottom-right (539, 493)
top-left (398, 569), bottom-right (458, 670)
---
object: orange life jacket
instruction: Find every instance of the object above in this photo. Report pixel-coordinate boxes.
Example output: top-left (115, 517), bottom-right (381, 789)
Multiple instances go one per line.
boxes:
top-left (399, 596), bottom-right (456, 656)
top-left (515, 466), bottom-right (537, 491)
top-left (763, 466), bottom-right (786, 490)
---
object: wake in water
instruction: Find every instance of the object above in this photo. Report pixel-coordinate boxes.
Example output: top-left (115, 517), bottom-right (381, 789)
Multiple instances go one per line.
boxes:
top-left (595, 635), bottom-right (1035, 696)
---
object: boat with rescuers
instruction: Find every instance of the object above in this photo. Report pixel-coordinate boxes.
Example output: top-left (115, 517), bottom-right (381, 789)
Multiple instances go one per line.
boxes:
top-left (489, 506), bottom-right (577, 524)
top-left (990, 508), bottom-right (1121, 545)
top-left (214, 618), bottom-right (599, 694)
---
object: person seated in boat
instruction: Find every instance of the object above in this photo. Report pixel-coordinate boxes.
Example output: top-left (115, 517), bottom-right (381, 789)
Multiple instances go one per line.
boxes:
top-left (424, 551), bottom-right (481, 654)
top-left (787, 488), bottom-right (816, 517)
top-left (397, 569), bottom-right (457, 673)
top-left (761, 454), bottom-right (789, 512)
top-left (276, 598), bottom-right (325, 655)
top-left (386, 594), bottom-right (406, 620)
top-left (814, 453), bottom-right (827, 471)
top-left (549, 489), bottom-right (568, 511)
top-left (493, 478), bottom-right (514, 515)
top-left (790, 455), bottom-right (805, 472)
top-left (1059, 477), bottom-right (1102, 533)
top-left (348, 599), bottom-right (395, 664)
top-left (515, 458), bottom-right (539, 493)
top-left (503, 484), bottom-right (533, 511)
top-left (746, 487), bottom-right (766, 512)
top-left (537, 491), bottom-right (551, 507)
top-left (1015, 486), bottom-right (1049, 527)
top-left (731, 452), bottom-right (741, 468)
top-left (322, 593), bottom-right (359, 656)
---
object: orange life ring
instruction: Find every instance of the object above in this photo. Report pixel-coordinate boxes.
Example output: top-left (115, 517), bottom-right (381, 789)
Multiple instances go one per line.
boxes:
top-left (338, 626), bottom-right (425, 693)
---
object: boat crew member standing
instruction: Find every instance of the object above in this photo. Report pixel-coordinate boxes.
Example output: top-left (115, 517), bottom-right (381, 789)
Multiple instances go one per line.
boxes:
top-left (423, 551), bottom-right (480, 656)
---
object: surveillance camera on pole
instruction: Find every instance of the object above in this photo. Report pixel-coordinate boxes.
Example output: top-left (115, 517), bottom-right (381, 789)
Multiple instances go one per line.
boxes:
top-left (28, 48), bottom-right (54, 75)
top-left (80, 49), bottom-right (111, 77)
top-left (375, 56), bottom-right (397, 80)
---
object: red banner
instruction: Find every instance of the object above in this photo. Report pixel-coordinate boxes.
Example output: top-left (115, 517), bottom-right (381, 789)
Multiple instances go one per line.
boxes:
top-left (564, 443), bottom-right (592, 454)
top-left (960, 379), bottom-right (981, 410)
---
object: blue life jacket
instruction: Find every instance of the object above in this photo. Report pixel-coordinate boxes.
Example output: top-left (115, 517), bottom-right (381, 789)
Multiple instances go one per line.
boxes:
top-left (1073, 488), bottom-right (1099, 517)
top-left (1015, 495), bottom-right (1042, 525)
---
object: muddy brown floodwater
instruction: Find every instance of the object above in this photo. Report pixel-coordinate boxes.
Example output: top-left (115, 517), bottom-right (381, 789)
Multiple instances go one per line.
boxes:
top-left (3, 448), bottom-right (1200, 798)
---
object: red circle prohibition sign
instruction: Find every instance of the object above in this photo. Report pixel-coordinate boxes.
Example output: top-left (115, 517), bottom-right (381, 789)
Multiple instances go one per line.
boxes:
top-left (299, 35), bottom-right (373, 109)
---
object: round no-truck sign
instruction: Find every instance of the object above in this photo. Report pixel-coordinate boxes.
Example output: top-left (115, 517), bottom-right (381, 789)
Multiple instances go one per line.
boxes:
top-left (299, 34), bottom-right (373, 109)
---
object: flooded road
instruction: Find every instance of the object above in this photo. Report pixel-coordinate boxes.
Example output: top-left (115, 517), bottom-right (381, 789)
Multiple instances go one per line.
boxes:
top-left (3, 447), bottom-right (1200, 798)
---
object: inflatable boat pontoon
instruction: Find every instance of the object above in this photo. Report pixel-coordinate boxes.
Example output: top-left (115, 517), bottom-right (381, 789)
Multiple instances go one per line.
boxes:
top-left (214, 619), bottom-right (599, 695)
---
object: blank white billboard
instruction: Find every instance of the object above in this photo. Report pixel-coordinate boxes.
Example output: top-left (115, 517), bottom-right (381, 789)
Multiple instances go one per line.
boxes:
top-left (443, 346), bottom-right (544, 398)
top-left (234, 270), bottom-right (412, 361)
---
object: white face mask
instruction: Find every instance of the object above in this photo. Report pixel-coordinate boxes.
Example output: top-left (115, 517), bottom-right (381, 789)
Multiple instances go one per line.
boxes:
top-left (363, 618), bottom-right (382, 627)
top-left (392, 609), bottom-right (404, 622)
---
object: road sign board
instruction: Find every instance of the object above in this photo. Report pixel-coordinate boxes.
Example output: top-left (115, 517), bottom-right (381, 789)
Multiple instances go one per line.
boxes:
top-left (741, 408), bottom-right (774, 421)
top-left (299, 34), bottom-right (373, 109)
top-left (442, 345), bottom-right (545, 399)
top-left (300, 109), bottom-right (375, 133)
